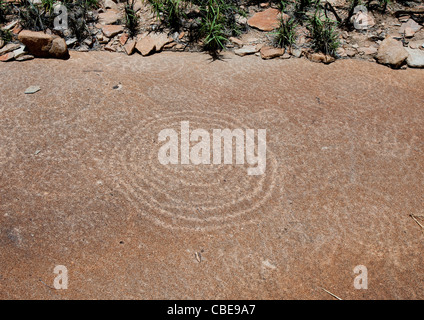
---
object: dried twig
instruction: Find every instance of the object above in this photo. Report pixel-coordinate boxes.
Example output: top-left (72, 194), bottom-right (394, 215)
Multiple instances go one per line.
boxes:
top-left (39, 278), bottom-right (54, 290)
top-left (394, 9), bottom-right (424, 17)
top-left (410, 214), bottom-right (424, 230)
top-left (195, 252), bottom-right (202, 263)
top-left (321, 287), bottom-right (343, 300)
top-left (324, 1), bottom-right (342, 24)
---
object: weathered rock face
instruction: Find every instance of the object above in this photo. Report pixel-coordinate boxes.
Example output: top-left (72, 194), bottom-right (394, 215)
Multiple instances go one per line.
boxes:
top-left (247, 8), bottom-right (280, 31)
top-left (18, 30), bottom-right (69, 59)
top-left (376, 37), bottom-right (408, 69)
top-left (405, 48), bottom-right (424, 68)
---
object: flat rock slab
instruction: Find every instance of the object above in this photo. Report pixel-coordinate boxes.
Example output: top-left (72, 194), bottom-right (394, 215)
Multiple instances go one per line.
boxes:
top-left (102, 25), bottom-right (124, 38)
top-left (248, 8), bottom-right (280, 31)
top-left (98, 10), bottom-right (121, 25)
top-left (0, 43), bottom-right (20, 55)
top-left (24, 85), bottom-right (41, 94)
top-left (0, 52), bottom-right (424, 299)
top-left (260, 46), bottom-right (285, 59)
top-left (234, 45), bottom-right (257, 56)
top-left (399, 19), bottom-right (422, 36)
top-left (0, 51), bottom-right (14, 61)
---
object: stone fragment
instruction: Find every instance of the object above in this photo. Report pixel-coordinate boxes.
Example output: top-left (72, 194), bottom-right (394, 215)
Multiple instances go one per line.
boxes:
top-left (102, 25), bottom-right (124, 38)
top-left (376, 37), bottom-right (408, 68)
top-left (234, 45), bottom-right (257, 56)
top-left (260, 46), bottom-right (284, 59)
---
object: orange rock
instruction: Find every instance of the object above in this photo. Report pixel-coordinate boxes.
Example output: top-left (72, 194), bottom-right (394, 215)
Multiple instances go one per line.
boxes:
top-left (260, 46), bottom-right (284, 60)
top-left (120, 33), bottom-right (129, 46)
top-left (124, 40), bottom-right (136, 55)
top-left (18, 30), bottom-right (69, 59)
top-left (248, 8), bottom-right (280, 31)
top-left (0, 52), bottom-right (15, 62)
top-left (102, 25), bottom-right (124, 38)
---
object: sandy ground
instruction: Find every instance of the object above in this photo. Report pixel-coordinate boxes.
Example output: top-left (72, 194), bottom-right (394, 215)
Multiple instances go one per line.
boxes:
top-left (0, 51), bottom-right (423, 299)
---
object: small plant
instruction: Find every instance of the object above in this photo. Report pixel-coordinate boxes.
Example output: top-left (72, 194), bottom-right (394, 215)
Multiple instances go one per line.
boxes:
top-left (307, 7), bottom-right (339, 56)
top-left (278, 0), bottom-right (289, 11)
top-left (83, 0), bottom-right (99, 9)
top-left (16, 0), bottom-right (48, 31)
top-left (66, 0), bottom-right (89, 42)
top-left (125, 0), bottom-right (139, 37)
top-left (378, 0), bottom-right (390, 13)
top-left (274, 15), bottom-right (297, 48)
top-left (200, 0), bottom-right (227, 58)
top-left (147, 0), bottom-right (186, 31)
top-left (0, 28), bottom-right (13, 44)
top-left (0, 0), bottom-right (12, 24)
top-left (125, 0), bottom-right (138, 37)
top-left (214, 0), bottom-right (244, 37)
top-left (197, 0), bottom-right (244, 57)
top-left (295, 0), bottom-right (314, 17)
top-left (41, 0), bottom-right (57, 14)
top-left (345, 0), bottom-right (359, 28)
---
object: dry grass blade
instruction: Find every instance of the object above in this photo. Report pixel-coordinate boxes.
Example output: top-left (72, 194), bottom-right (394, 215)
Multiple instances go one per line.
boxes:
top-left (195, 252), bottom-right (202, 263)
top-left (321, 287), bottom-right (343, 300)
top-left (410, 214), bottom-right (424, 230)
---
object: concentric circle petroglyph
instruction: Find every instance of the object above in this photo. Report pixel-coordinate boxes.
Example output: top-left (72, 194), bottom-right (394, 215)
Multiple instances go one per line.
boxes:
top-left (101, 110), bottom-right (279, 231)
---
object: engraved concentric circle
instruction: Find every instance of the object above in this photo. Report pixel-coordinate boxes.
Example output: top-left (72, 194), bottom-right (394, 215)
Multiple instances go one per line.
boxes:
top-left (102, 110), bottom-right (279, 231)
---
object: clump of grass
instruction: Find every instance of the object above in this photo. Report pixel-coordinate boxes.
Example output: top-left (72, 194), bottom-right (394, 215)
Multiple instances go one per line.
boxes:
top-left (41, 0), bottom-right (57, 14)
top-left (147, 0), bottom-right (187, 31)
top-left (200, 0), bottom-right (227, 57)
top-left (294, 0), bottom-right (315, 19)
top-left (145, 0), bottom-right (242, 57)
top-left (307, 6), bottom-right (339, 56)
top-left (274, 14), bottom-right (297, 48)
top-left (277, 0), bottom-right (289, 11)
top-left (200, 0), bottom-right (245, 57)
top-left (125, 0), bottom-right (139, 37)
